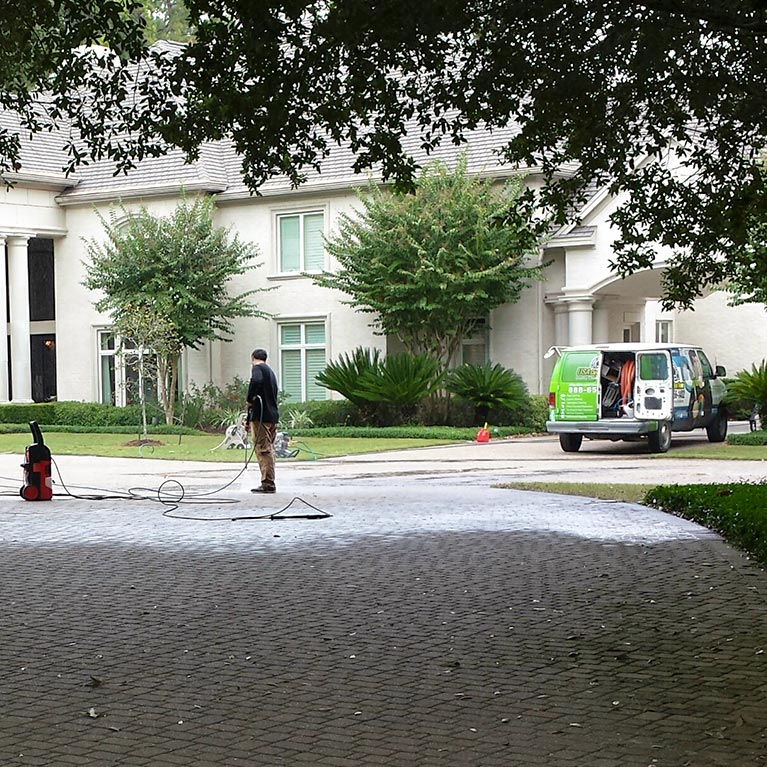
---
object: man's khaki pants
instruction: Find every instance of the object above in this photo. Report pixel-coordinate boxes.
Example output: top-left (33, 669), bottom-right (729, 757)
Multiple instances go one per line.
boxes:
top-left (250, 421), bottom-right (277, 489)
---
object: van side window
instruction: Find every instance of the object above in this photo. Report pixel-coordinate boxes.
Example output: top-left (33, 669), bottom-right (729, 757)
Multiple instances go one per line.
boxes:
top-left (697, 351), bottom-right (714, 380)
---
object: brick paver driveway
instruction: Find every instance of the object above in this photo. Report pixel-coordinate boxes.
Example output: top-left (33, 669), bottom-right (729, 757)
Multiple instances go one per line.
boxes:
top-left (0, 443), bottom-right (766, 766)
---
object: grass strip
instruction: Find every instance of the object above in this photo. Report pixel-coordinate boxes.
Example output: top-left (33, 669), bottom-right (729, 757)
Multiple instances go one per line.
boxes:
top-left (0, 432), bottom-right (456, 462)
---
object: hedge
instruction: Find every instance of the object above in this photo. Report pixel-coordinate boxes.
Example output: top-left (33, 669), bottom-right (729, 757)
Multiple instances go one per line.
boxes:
top-left (0, 401), bottom-right (165, 427)
top-left (728, 430), bottom-right (767, 447)
top-left (287, 425), bottom-right (537, 440)
top-left (644, 483), bottom-right (767, 567)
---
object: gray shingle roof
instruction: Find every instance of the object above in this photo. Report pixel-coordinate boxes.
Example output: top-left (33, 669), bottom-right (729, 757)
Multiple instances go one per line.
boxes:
top-left (0, 46), bottom-right (599, 214)
top-left (0, 110), bottom-right (73, 178)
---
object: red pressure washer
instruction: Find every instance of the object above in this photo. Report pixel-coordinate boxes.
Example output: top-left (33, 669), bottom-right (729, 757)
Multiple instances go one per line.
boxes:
top-left (20, 421), bottom-right (53, 501)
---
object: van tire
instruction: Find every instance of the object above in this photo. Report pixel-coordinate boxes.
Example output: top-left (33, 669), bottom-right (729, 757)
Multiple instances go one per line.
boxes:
top-left (559, 433), bottom-right (583, 452)
top-left (706, 407), bottom-right (728, 443)
top-left (648, 420), bottom-right (672, 453)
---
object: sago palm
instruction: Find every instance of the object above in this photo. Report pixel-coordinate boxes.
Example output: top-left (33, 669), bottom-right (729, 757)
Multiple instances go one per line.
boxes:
top-left (725, 360), bottom-right (767, 420)
top-left (315, 347), bottom-right (382, 406)
top-left (446, 362), bottom-right (528, 425)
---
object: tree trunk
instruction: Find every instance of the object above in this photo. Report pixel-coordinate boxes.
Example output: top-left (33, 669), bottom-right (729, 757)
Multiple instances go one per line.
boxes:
top-left (137, 350), bottom-right (149, 440)
top-left (158, 353), bottom-right (180, 426)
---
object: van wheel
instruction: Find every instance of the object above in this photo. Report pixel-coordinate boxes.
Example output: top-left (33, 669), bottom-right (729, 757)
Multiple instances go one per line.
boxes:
top-left (648, 421), bottom-right (672, 453)
top-left (559, 433), bottom-right (583, 453)
top-left (706, 408), bottom-right (728, 442)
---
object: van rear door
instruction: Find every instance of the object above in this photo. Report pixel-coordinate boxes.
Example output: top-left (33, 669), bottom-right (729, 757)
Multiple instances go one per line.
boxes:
top-left (634, 350), bottom-right (673, 421)
top-left (552, 351), bottom-right (600, 421)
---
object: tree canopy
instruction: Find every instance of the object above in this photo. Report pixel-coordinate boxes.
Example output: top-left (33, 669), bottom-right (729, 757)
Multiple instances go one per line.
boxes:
top-left (8, 2), bottom-right (767, 306)
top-left (83, 195), bottom-right (268, 422)
top-left (313, 157), bottom-right (547, 366)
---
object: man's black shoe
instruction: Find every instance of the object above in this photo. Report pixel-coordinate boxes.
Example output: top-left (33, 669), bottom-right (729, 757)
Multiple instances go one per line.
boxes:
top-left (251, 485), bottom-right (276, 494)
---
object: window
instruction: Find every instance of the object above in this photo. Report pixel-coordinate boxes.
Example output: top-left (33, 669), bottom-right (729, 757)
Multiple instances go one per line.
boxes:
top-left (97, 329), bottom-right (160, 407)
top-left (697, 350), bottom-right (714, 379)
top-left (279, 321), bottom-right (327, 402)
top-left (28, 238), bottom-right (55, 321)
top-left (656, 320), bottom-right (673, 343)
top-left (98, 330), bottom-right (117, 404)
top-left (639, 352), bottom-right (669, 380)
top-left (278, 211), bottom-right (325, 273)
top-left (461, 319), bottom-right (489, 365)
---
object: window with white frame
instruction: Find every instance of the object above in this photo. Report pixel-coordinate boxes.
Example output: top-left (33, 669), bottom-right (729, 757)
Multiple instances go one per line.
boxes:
top-left (461, 318), bottom-right (489, 365)
top-left (279, 321), bottom-right (327, 402)
top-left (98, 330), bottom-right (117, 405)
top-left (97, 329), bottom-right (160, 407)
top-left (655, 320), bottom-right (673, 343)
top-left (277, 211), bottom-right (325, 273)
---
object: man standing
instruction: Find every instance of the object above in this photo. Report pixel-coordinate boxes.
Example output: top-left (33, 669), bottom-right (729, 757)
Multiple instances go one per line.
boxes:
top-left (246, 348), bottom-right (280, 494)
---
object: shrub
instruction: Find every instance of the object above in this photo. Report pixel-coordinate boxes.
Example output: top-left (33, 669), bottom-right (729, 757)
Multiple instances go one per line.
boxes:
top-left (725, 361), bottom-right (767, 420)
top-left (446, 362), bottom-right (529, 426)
top-left (0, 401), bottom-right (165, 427)
top-left (356, 352), bottom-right (443, 419)
top-left (521, 394), bottom-right (549, 432)
top-left (282, 399), bottom-right (361, 427)
top-left (288, 425), bottom-right (528, 440)
top-left (727, 430), bottom-right (767, 446)
top-left (644, 483), bottom-right (767, 566)
top-left (316, 347), bottom-right (382, 406)
top-left (721, 378), bottom-right (753, 421)
top-left (180, 376), bottom-right (248, 430)
top-left (0, 403), bottom-right (57, 424)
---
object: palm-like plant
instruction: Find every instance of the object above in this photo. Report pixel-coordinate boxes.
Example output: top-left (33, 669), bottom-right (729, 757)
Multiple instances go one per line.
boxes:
top-left (315, 347), bottom-right (382, 406)
top-left (725, 360), bottom-right (767, 420)
top-left (356, 352), bottom-right (444, 408)
top-left (446, 362), bottom-right (529, 425)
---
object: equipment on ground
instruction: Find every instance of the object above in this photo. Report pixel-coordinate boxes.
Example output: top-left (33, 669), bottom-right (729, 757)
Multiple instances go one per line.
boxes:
top-left (20, 421), bottom-right (53, 501)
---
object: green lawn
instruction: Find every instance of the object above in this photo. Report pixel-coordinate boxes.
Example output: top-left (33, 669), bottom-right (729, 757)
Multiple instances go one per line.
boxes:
top-left (665, 443), bottom-right (767, 460)
top-left (0, 432), bottom-right (456, 461)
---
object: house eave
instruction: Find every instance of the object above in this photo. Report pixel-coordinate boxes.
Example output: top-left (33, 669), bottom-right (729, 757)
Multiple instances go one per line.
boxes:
top-left (215, 164), bottom-right (544, 204)
top-left (55, 179), bottom-right (226, 207)
top-left (2, 171), bottom-right (79, 192)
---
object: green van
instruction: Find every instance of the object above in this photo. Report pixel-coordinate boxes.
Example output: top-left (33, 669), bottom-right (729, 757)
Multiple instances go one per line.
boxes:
top-left (545, 343), bottom-right (728, 453)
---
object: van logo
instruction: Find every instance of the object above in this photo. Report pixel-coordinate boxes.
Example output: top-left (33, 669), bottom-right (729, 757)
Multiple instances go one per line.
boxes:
top-left (575, 367), bottom-right (598, 378)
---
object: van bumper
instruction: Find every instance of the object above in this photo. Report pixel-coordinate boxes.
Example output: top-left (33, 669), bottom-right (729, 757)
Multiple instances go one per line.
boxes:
top-left (546, 420), bottom-right (658, 437)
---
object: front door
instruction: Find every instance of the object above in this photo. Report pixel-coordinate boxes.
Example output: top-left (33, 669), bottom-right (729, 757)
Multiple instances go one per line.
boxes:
top-left (30, 334), bottom-right (57, 403)
top-left (634, 350), bottom-right (673, 421)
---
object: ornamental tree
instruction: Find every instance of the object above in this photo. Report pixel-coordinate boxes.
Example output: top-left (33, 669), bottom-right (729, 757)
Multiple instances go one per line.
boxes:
top-left (84, 195), bottom-right (269, 423)
top-left (313, 157), bottom-right (548, 367)
top-left (10, 2), bottom-right (767, 306)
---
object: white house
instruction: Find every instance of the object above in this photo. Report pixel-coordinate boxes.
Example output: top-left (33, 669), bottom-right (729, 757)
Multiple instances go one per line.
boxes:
top-left (0, 110), bottom-right (763, 406)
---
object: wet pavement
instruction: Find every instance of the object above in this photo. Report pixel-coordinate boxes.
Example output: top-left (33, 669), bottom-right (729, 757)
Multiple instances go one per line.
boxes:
top-left (0, 435), bottom-right (765, 765)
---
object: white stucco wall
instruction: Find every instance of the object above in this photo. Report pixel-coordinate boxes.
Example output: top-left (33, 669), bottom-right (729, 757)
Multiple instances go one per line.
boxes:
top-left (673, 292), bottom-right (767, 377)
top-left (54, 195), bottom-right (186, 402)
top-left (215, 189), bottom-right (386, 397)
top-left (12, 167), bottom-right (767, 407)
top-left (0, 185), bottom-right (67, 236)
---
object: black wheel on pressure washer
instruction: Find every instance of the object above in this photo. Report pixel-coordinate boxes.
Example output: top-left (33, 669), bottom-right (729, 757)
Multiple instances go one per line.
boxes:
top-left (559, 433), bottom-right (583, 452)
top-left (648, 420), bottom-right (672, 453)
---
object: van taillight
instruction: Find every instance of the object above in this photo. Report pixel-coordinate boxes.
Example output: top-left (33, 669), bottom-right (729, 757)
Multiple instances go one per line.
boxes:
top-left (548, 392), bottom-right (556, 407)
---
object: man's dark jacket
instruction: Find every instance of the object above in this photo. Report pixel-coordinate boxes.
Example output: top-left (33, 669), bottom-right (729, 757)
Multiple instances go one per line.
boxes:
top-left (247, 363), bottom-right (279, 423)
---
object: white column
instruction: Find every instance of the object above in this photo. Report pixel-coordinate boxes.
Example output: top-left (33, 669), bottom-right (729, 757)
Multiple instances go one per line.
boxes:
top-left (0, 237), bottom-right (7, 402)
top-left (592, 303), bottom-right (610, 343)
top-left (567, 298), bottom-right (594, 346)
top-left (7, 235), bottom-right (32, 402)
top-left (553, 303), bottom-right (569, 347)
